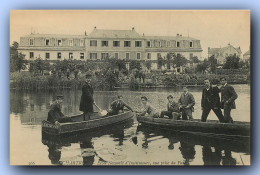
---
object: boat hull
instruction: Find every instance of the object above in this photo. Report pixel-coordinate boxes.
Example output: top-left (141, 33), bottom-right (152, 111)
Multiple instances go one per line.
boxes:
top-left (136, 116), bottom-right (250, 137)
top-left (42, 111), bottom-right (134, 135)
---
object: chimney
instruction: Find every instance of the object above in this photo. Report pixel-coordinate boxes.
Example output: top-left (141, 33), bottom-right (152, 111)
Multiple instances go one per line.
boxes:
top-left (132, 27), bottom-right (135, 31)
top-left (94, 26), bottom-right (97, 30)
top-left (85, 31), bottom-right (87, 36)
top-left (143, 33), bottom-right (145, 36)
top-left (180, 34), bottom-right (182, 37)
top-left (177, 33), bottom-right (179, 36)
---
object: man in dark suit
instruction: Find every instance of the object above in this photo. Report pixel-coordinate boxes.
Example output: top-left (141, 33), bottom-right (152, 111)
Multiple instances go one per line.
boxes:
top-left (178, 87), bottom-right (195, 120)
top-left (79, 73), bottom-right (95, 121)
top-left (108, 95), bottom-right (133, 115)
top-left (201, 78), bottom-right (225, 123)
top-left (220, 77), bottom-right (238, 123)
top-left (160, 95), bottom-right (180, 119)
top-left (47, 95), bottom-right (74, 124)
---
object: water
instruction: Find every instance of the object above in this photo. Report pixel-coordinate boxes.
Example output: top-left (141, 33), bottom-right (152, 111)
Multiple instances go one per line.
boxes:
top-left (10, 85), bottom-right (250, 165)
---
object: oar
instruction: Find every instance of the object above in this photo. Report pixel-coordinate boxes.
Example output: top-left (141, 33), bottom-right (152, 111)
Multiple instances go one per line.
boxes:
top-left (94, 103), bottom-right (108, 116)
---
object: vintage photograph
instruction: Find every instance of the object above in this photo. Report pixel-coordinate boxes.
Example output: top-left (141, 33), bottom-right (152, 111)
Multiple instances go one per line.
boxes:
top-left (10, 10), bottom-right (250, 166)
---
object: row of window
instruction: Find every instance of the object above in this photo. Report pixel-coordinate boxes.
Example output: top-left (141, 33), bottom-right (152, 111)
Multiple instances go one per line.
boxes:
top-left (29, 52), bottom-right (84, 59)
top-left (29, 52), bottom-right (195, 60)
top-left (29, 39), bottom-right (85, 47)
top-left (29, 38), bottom-right (193, 48)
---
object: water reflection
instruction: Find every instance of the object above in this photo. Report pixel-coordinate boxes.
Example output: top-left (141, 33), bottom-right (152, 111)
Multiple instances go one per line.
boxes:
top-left (42, 119), bottom-right (134, 165)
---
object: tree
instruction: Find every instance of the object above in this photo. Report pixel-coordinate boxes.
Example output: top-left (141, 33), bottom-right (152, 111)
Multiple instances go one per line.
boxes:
top-left (10, 41), bottom-right (28, 72)
top-left (30, 58), bottom-right (50, 75)
top-left (145, 60), bottom-right (152, 70)
top-left (196, 59), bottom-right (209, 74)
top-left (223, 54), bottom-right (240, 69)
top-left (173, 54), bottom-right (188, 67)
top-left (190, 56), bottom-right (200, 63)
top-left (208, 55), bottom-right (218, 73)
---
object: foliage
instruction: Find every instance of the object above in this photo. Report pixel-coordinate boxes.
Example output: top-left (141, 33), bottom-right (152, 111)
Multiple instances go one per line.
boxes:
top-left (172, 54), bottom-right (188, 67)
top-left (10, 41), bottom-right (28, 72)
top-left (223, 54), bottom-right (240, 69)
top-left (208, 55), bottom-right (218, 73)
top-left (196, 59), bottom-right (209, 74)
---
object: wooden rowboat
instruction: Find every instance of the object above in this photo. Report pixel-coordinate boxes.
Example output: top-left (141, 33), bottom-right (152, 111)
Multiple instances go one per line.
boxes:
top-left (136, 116), bottom-right (250, 137)
top-left (42, 111), bottom-right (134, 135)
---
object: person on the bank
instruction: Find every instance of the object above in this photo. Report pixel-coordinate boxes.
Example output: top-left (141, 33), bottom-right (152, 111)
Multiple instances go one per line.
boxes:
top-left (47, 95), bottom-right (74, 124)
top-left (201, 78), bottom-right (225, 123)
top-left (107, 95), bottom-right (133, 115)
top-left (178, 87), bottom-right (195, 120)
top-left (160, 95), bottom-right (180, 119)
top-left (220, 77), bottom-right (238, 123)
top-left (137, 96), bottom-right (159, 118)
top-left (79, 73), bottom-right (95, 121)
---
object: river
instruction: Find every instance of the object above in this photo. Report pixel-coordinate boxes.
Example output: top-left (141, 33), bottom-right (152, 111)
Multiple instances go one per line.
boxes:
top-left (9, 84), bottom-right (250, 165)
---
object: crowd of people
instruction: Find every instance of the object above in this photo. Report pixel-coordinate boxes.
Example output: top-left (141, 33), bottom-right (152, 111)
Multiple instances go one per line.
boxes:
top-left (47, 73), bottom-right (238, 125)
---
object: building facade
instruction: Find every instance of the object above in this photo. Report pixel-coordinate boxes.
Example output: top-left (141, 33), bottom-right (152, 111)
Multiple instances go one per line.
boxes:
top-left (208, 43), bottom-right (242, 64)
top-left (18, 27), bottom-right (203, 70)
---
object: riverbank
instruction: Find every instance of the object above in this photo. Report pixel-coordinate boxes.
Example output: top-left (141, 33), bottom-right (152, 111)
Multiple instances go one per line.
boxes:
top-left (10, 71), bottom-right (250, 90)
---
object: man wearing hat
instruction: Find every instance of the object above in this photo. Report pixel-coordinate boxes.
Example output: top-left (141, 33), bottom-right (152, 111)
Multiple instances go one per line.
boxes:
top-left (79, 72), bottom-right (95, 121)
top-left (107, 95), bottom-right (133, 116)
top-left (47, 95), bottom-right (73, 124)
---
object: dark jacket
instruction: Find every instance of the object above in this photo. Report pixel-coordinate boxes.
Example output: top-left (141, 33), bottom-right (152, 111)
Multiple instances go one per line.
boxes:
top-left (47, 102), bottom-right (64, 124)
top-left (201, 86), bottom-right (221, 109)
top-left (79, 83), bottom-right (94, 113)
top-left (178, 92), bottom-right (195, 110)
top-left (110, 99), bottom-right (132, 112)
top-left (167, 101), bottom-right (180, 112)
top-left (221, 84), bottom-right (238, 109)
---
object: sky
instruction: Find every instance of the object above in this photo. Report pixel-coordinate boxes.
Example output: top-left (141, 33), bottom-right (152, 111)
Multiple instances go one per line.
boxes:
top-left (10, 10), bottom-right (250, 58)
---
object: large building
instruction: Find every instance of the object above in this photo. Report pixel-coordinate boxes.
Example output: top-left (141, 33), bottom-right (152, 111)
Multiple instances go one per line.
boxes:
top-left (18, 27), bottom-right (203, 70)
top-left (208, 43), bottom-right (242, 64)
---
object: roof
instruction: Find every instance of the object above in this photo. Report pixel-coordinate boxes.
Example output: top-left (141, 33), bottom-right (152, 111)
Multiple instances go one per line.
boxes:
top-left (144, 35), bottom-right (198, 41)
top-left (88, 29), bottom-right (142, 39)
top-left (243, 50), bottom-right (250, 56)
top-left (21, 34), bottom-right (86, 39)
top-left (208, 44), bottom-right (241, 55)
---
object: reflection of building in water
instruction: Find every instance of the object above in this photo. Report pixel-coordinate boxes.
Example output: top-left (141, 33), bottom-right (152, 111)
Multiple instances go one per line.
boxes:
top-left (167, 137), bottom-right (179, 150)
top-left (111, 128), bottom-right (124, 146)
top-left (202, 146), bottom-right (222, 166)
top-left (80, 137), bottom-right (95, 166)
top-left (179, 141), bottom-right (196, 165)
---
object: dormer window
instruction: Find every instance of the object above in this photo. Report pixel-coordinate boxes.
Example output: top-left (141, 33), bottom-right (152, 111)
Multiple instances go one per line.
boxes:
top-left (190, 41), bottom-right (193, 48)
top-left (29, 39), bottom-right (34, 46)
top-left (176, 41), bottom-right (180, 47)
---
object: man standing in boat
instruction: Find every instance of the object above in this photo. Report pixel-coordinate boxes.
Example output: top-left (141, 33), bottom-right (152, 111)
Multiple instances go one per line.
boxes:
top-left (160, 95), bottom-right (180, 120)
top-left (107, 95), bottom-right (133, 115)
top-left (79, 72), bottom-right (95, 121)
top-left (47, 95), bottom-right (74, 124)
top-left (219, 77), bottom-right (238, 123)
top-left (178, 87), bottom-right (195, 120)
top-left (201, 78), bottom-right (225, 123)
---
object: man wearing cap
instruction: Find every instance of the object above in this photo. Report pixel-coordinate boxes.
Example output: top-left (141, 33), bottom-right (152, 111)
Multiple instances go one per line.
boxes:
top-left (178, 87), bottom-right (195, 120)
top-left (108, 95), bottom-right (133, 116)
top-left (79, 73), bottom-right (95, 121)
top-left (47, 95), bottom-right (74, 124)
top-left (160, 95), bottom-right (180, 119)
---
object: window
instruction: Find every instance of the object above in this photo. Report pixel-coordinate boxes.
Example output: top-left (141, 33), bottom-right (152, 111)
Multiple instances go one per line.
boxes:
top-left (113, 41), bottom-right (120, 47)
top-left (114, 53), bottom-right (119, 59)
top-left (126, 53), bottom-right (130, 59)
top-left (190, 53), bottom-right (193, 59)
top-left (101, 53), bottom-right (109, 60)
top-left (29, 39), bottom-right (34, 46)
top-left (69, 52), bottom-right (73, 59)
top-left (29, 52), bottom-right (34, 59)
top-left (58, 40), bottom-right (62, 46)
top-left (157, 53), bottom-right (161, 58)
top-left (124, 41), bottom-right (131, 47)
top-left (45, 39), bottom-right (50, 46)
top-left (45, 53), bottom-right (50, 59)
top-left (137, 53), bottom-right (141, 59)
top-left (159, 41), bottom-right (161, 47)
top-left (68, 39), bottom-right (73, 46)
top-left (90, 53), bottom-right (97, 60)
top-left (101, 41), bottom-right (108, 47)
top-left (135, 41), bottom-right (142, 47)
top-left (80, 53), bottom-right (84, 59)
top-left (90, 40), bottom-right (97, 47)
top-left (147, 53), bottom-right (151, 59)
top-left (147, 41), bottom-right (151, 47)
top-left (57, 52), bottom-right (61, 59)
top-left (80, 39), bottom-right (84, 46)
top-left (190, 41), bottom-right (193, 48)
top-left (176, 41), bottom-right (180, 47)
